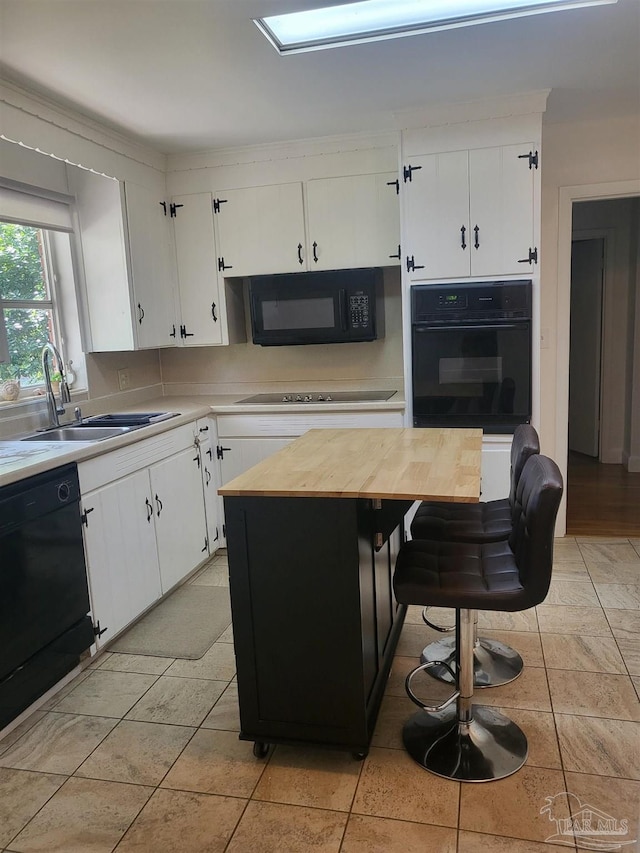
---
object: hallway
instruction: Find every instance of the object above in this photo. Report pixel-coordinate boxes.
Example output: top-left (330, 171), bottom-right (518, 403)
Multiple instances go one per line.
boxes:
top-left (566, 451), bottom-right (640, 537)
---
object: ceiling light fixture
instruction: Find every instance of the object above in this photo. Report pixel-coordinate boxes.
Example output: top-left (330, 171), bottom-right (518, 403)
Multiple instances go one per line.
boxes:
top-left (254, 0), bottom-right (617, 54)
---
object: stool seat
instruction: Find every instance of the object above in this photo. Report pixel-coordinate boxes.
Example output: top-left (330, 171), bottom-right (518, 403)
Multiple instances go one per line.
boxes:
top-left (411, 498), bottom-right (511, 543)
top-left (395, 538), bottom-right (527, 611)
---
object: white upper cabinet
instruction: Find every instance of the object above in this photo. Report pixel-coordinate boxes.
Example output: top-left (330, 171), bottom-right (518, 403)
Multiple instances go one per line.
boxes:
top-left (214, 183), bottom-right (306, 277)
top-left (212, 173), bottom-right (400, 277)
top-left (172, 192), bottom-right (224, 345)
top-left (171, 192), bottom-right (246, 346)
top-left (403, 143), bottom-right (537, 281)
top-left (305, 173), bottom-right (401, 270)
top-left (68, 167), bottom-right (177, 351)
top-left (123, 183), bottom-right (177, 349)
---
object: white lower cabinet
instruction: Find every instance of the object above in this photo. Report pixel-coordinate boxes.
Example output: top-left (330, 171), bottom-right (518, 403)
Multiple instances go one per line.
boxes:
top-left (150, 447), bottom-right (208, 593)
top-left (79, 422), bottom-right (211, 648)
top-left (194, 417), bottom-right (222, 557)
top-left (218, 437), bottom-right (294, 485)
top-left (80, 470), bottom-right (161, 645)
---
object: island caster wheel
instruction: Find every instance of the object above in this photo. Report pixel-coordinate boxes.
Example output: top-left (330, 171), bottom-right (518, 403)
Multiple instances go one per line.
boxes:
top-left (352, 750), bottom-right (368, 761)
top-left (253, 741), bottom-right (269, 758)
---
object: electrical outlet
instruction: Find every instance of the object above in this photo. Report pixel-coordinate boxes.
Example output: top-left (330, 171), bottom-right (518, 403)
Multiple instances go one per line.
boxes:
top-left (118, 368), bottom-right (130, 391)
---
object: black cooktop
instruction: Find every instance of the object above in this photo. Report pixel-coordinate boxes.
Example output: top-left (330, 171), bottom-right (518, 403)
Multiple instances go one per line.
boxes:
top-left (236, 390), bottom-right (397, 404)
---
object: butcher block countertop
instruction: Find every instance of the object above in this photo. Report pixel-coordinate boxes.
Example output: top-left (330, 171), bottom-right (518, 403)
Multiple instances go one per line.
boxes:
top-left (218, 427), bottom-right (482, 501)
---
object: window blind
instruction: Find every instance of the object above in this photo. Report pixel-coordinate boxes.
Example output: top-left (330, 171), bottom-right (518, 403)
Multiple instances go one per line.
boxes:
top-left (0, 185), bottom-right (73, 232)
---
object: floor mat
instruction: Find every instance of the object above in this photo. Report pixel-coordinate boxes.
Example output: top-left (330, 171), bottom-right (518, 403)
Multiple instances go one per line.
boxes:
top-left (110, 585), bottom-right (232, 659)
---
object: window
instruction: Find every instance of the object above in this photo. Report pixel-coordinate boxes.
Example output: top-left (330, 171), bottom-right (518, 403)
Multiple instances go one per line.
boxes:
top-left (0, 221), bottom-right (63, 392)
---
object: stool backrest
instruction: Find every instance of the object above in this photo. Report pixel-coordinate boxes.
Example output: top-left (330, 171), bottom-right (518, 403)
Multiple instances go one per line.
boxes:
top-left (509, 424), bottom-right (540, 507)
top-left (508, 454), bottom-right (564, 607)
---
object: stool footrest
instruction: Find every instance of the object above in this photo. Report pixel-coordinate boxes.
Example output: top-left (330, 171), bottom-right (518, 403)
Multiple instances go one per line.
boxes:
top-left (405, 661), bottom-right (459, 712)
top-left (421, 606), bottom-right (455, 633)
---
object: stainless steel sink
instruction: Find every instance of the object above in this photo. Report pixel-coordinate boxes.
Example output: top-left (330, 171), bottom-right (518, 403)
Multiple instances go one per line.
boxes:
top-left (21, 425), bottom-right (135, 442)
top-left (80, 412), bottom-right (179, 427)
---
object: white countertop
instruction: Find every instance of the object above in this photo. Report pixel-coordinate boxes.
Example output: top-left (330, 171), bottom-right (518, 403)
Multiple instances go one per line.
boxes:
top-left (0, 391), bottom-right (405, 487)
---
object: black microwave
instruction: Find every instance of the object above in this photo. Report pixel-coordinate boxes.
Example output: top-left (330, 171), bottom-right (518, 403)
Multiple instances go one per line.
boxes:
top-left (249, 268), bottom-right (384, 346)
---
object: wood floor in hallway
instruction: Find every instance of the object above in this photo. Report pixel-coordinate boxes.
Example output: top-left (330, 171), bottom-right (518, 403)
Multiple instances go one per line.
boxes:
top-left (566, 451), bottom-right (640, 536)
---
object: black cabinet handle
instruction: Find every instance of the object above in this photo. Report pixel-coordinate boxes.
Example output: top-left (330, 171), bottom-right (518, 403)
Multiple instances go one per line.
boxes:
top-left (155, 494), bottom-right (163, 517)
top-left (137, 303), bottom-right (145, 324)
top-left (312, 241), bottom-right (318, 263)
top-left (193, 454), bottom-right (201, 469)
top-left (159, 201), bottom-right (167, 215)
top-left (202, 538), bottom-right (208, 553)
top-left (297, 243), bottom-right (303, 265)
top-left (169, 324), bottom-right (176, 338)
top-left (389, 244), bottom-right (401, 260)
top-left (474, 225), bottom-right (480, 249)
top-left (460, 226), bottom-right (467, 250)
top-left (205, 467), bottom-right (211, 486)
top-left (199, 425), bottom-right (209, 433)
top-left (207, 447), bottom-right (213, 459)
top-left (145, 497), bottom-right (153, 522)
top-left (211, 302), bottom-right (217, 322)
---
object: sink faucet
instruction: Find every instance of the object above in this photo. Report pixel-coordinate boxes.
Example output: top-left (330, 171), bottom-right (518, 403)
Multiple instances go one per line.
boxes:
top-left (41, 342), bottom-right (71, 428)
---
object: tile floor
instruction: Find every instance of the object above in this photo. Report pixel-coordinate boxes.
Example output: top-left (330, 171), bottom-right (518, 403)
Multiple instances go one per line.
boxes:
top-left (1, 539), bottom-right (638, 853)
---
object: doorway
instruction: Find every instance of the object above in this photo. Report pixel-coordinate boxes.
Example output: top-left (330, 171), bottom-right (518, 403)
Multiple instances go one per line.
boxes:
top-left (564, 196), bottom-right (640, 536)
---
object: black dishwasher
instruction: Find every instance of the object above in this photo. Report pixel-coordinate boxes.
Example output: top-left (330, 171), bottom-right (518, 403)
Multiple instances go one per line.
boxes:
top-left (0, 463), bottom-right (94, 729)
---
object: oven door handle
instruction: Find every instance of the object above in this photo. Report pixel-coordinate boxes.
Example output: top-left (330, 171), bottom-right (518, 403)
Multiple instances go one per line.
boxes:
top-left (413, 323), bottom-right (526, 332)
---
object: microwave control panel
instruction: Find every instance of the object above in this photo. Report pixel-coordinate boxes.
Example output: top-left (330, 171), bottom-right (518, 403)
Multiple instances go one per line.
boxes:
top-left (349, 291), bottom-right (370, 328)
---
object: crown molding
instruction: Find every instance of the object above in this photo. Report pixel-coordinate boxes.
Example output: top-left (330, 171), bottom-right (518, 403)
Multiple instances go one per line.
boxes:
top-left (166, 128), bottom-right (400, 173)
top-left (394, 90), bottom-right (551, 131)
top-left (0, 78), bottom-right (167, 173)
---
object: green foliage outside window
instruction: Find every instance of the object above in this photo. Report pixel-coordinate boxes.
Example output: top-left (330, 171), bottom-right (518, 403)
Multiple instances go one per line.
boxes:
top-left (0, 222), bottom-right (53, 384)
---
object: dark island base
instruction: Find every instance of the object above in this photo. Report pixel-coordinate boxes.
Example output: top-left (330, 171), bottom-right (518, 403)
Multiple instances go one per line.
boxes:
top-left (224, 495), bottom-right (412, 757)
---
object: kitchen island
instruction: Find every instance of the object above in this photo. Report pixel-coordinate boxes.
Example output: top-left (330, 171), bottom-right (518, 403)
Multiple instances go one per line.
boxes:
top-left (219, 427), bottom-right (481, 757)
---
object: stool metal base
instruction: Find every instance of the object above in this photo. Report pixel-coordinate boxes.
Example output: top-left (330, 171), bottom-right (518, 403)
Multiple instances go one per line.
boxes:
top-left (421, 636), bottom-right (524, 688)
top-left (403, 704), bottom-right (528, 782)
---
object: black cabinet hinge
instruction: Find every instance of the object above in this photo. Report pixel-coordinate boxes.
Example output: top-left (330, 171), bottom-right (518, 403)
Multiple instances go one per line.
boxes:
top-left (406, 255), bottom-right (425, 273)
top-left (170, 202), bottom-right (184, 217)
top-left (180, 324), bottom-right (194, 339)
top-left (217, 445), bottom-right (231, 460)
top-left (403, 164), bottom-right (422, 183)
top-left (518, 150), bottom-right (539, 169)
top-left (518, 247), bottom-right (538, 265)
top-left (81, 507), bottom-right (94, 527)
top-left (218, 257), bottom-right (233, 272)
top-left (386, 178), bottom-right (400, 194)
top-left (213, 198), bottom-right (228, 214)
top-left (93, 621), bottom-right (108, 638)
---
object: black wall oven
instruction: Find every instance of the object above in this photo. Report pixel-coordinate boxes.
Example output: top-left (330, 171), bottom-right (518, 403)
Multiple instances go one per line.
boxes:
top-left (412, 280), bottom-right (532, 433)
top-left (0, 463), bottom-right (94, 729)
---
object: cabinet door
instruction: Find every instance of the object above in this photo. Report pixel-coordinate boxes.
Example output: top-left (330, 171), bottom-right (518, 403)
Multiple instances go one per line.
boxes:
top-left (305, 173), bottom-right (401, 270)
top-left (218, 437), bottom-right (294, 486)
top-left (172, 193), bottom-right (224, 346)
top-left (214, 183), bottom-right (306, 276)
top-left (195, 418), bottom-right (221, 556)
top-left (81, 471), bottom-right (161, 647)
top-left (150, 447), bottom-right (208, 593)
top-left (403, 151), bottom-right (470, 281)
top-left (469, 143), bottom-right (535, 276)
top-left (123, 181), bottom-right (177, 348)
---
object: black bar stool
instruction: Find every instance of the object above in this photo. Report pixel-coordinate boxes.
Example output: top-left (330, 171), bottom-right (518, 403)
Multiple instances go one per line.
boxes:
top-left (394, 454), bottom-right (563, 782)
top-left (410, 423), bottom-right (540, 688)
